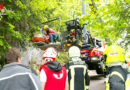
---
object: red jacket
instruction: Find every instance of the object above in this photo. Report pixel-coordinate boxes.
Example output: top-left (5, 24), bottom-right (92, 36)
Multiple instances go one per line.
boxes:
top-left (70, 30), bottom-right (75, 36)
top-left (40, 63), bottom-right (67, 90)
top-left (46, 28), bottom-right (55, 35)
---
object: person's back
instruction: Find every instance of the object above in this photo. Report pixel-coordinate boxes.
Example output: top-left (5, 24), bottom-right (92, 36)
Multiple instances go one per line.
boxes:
top-left (65, 46), bottom-right (90, 90)
top-left (39, 47), bottom-right (68, 90)
top-left (65, 60), bottom-right (90, 90)
top-left (40, 61), bottom-right (67, 90)
top-left (104, 44), bottom-right (126, 76)
top-left (107, 66), bottom-right (127, 90)
top-left (104, 45), bottom-right (128, 90)
top-left (104, 44), bottom-right (125, 66)
top-left (0, 47), bottom-right (42, 90)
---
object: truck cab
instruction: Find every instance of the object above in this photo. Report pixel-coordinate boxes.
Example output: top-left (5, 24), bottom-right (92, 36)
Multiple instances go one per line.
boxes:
top-left (80, 38), bottom-right (105, 74)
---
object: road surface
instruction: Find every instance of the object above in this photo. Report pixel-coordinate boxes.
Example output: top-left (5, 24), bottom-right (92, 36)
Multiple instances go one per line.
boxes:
top-left (89, 70), bottom-right (105, 90)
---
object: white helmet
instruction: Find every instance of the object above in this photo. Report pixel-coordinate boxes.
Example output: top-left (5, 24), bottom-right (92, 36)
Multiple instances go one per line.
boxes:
top-left (68, 46), bottom-right (81, 58)
top-left (43, 47), bottom-right (57, 61)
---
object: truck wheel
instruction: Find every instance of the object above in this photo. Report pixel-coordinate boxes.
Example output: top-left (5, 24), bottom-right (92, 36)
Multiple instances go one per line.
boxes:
top-left (96, 62), bottom-right (104, 74)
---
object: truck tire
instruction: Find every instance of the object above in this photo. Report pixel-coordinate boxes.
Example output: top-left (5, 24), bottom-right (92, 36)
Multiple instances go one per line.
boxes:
top-left (96, 62), bottom-right (104, 74)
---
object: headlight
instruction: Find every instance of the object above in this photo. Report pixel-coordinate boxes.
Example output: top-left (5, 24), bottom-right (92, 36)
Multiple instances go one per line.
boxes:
top-left (81, 54), bottom-right (87, 57)
top-left (91, 57), bottom-right (98, 60)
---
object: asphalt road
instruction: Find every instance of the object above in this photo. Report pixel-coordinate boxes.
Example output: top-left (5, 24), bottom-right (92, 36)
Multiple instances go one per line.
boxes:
top-left (89, 70), bottom-right (105, 90)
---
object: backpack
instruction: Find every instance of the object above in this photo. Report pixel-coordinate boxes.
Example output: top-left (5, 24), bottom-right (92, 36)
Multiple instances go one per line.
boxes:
top-left (106, 66), bottom-right (127, 90)
top-left (109, 71), bottom-right (125, 90)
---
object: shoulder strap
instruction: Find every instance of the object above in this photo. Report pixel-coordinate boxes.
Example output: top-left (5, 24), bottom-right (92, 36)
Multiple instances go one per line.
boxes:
top-left (110, 71), bottom-right (125, 82)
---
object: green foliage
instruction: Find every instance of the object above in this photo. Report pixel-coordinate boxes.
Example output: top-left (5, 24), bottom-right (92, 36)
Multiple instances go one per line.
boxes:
top-left (0, 0), bottom-right (130, 65)
top-left (57, 52), bottom-right (69, 65)
top-left (85, 0), bottom-right (130, 48)
top-left (0, 0), bottom-right (83, 65)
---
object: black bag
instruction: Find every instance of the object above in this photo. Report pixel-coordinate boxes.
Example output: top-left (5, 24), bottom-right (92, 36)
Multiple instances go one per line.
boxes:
top-left (108, 66), bottom-right (127, 90)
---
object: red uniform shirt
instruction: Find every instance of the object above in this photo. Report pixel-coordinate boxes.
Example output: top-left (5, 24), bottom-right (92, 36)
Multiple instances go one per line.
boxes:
top-left (46, 28), bottom-right (56, 35)
top-left (70, 30), bottom-right (75, 36)
top-left (40, 64), bottom-right (67, 90)
top-left (49, 29), bottom-right (55, 33)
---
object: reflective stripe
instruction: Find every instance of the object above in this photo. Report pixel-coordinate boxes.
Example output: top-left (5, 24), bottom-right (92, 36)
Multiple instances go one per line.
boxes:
top-left (108, 52), bottom-right (118, 56)
top-left (83, 66), bottom-right (87, 90)
top-left (28, 73), bottom-right (39, 90)
top-left (106, 62), bottom-right (124, 67)
top-left (122, 52), bottom-right (125, 55)
top-left (69, 65), bottom-right (87, 69)
top-left (125, 78), bottom-right (130, 90)
top-left (125, 74), bottom-right (130, 90)
top-left (85, 86), bottom-right (89, 90)
top-left (69, 65), bottom-right (87, 90)
top-left (110, 71), bottom-right (125, 82)
top-left (69, 66), bottom-right (75, 90)
top-left (105, 78), bottom-right (110, 90)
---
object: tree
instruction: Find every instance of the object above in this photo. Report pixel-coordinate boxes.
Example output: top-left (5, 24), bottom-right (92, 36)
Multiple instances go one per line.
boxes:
top-left (81, 0), bottom-right (130, 49)
top-left (0, 0), bottom-right (83, 65)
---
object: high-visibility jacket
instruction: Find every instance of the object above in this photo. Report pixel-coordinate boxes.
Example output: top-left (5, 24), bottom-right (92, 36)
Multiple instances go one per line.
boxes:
top-left (104, 45), bottom-right (125, 64)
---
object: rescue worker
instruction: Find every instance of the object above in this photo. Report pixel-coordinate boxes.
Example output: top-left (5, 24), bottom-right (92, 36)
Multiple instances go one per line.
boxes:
top-left (104, 44), bottom-right (127, 75)
top-left (43, 25), bottom-right (60, 44)
top-left (125, 61), bottom-right (130, 90)
top-left (104, 44), bottom-right (128, 90)
top-left (0, 47), bottom-right (43, 90)
top-left (39, 47), bottom-right (69, 90)
top-left (65, 46), bottom-right (90, 90)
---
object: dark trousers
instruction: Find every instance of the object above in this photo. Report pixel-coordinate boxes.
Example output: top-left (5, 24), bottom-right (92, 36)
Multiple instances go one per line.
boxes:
top-left (49, 33), bottom-right (60, 43)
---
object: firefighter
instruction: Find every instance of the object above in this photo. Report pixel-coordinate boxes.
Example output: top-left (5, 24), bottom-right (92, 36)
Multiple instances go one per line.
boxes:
top-left (104, 44), bottom-right (127, 74)
top-left (104, 44), bottom-right (128, 90)
top-left (65, 46), bottom-right (90, 90)
top-left (39, 47), bottom-right (69, 90)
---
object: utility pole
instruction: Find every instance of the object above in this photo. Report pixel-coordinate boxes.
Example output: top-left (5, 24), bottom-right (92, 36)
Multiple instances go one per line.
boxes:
top-left (82, 0), bottom-right (88, 44)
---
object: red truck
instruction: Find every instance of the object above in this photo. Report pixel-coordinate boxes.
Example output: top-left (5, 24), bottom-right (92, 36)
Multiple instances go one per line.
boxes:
top-left (80, 39), bottom-right (105, 74)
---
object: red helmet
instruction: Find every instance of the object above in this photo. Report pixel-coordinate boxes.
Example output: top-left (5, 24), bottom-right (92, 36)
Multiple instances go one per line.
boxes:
top-left (43, 47), bottom-right (57, 61)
